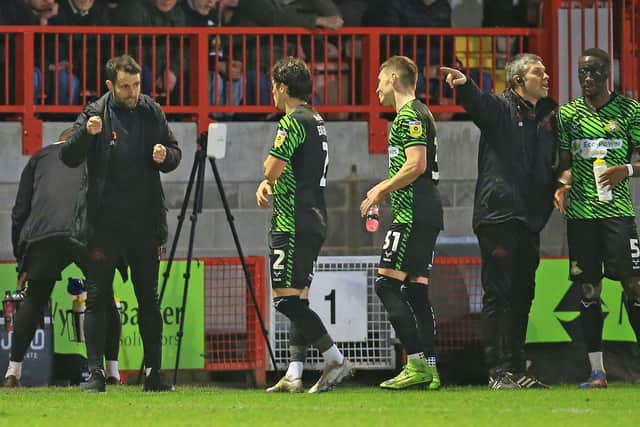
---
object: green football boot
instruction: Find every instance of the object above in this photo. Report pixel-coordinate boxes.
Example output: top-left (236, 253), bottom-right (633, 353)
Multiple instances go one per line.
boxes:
top-left (380, 358), bottom-right (439, 390)
top-left (426, 366), bottom-right (441, 390)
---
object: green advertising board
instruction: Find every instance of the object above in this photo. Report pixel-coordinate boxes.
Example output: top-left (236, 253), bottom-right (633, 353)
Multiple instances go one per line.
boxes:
top-left (2, 257), bottom-right (635, 368)
top-left (527, 258), bottom-right (636, 343)
top-left (0, 260), bottom-right (204, 370)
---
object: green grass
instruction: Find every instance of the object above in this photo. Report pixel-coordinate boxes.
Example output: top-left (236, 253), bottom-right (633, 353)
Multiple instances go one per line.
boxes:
top-left (1, 384), bottom-right (639, 426)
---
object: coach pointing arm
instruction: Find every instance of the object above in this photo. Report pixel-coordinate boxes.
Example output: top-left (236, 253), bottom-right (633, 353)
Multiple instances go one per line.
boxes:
top-left (440, 66), bottom-right (507, 131)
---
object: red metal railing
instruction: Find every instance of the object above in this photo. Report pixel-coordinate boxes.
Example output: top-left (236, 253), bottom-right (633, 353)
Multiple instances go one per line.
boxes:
top-left (1, 4), bottom-right (638, 155)
top-left (0, 26), bottom-right (540, 154)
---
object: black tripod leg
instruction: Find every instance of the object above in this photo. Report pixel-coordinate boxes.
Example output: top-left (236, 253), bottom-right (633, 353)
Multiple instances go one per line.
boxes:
top-left (137, 143), bottom-right (202, 385)
top-left (159, 146), bottom-right (202, 305)
top-left (173, 148), bottom-right (207, 385)
top-left (208, 156), bottom-right (281, 379)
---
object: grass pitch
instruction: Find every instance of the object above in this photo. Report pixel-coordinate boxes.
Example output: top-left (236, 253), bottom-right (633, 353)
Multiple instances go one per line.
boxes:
top-left (1, 383), bottom-right (639, 426)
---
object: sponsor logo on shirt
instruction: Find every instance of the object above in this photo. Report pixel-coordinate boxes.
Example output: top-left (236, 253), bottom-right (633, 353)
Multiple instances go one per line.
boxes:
top-left (408, 120), bottom-right (423, 138)
top-left (570, 138), bottom-right (623, 158)
top-left (274, 129), bottom-right (287, 148)
top-left (388, 146), bottom-right (400, 167)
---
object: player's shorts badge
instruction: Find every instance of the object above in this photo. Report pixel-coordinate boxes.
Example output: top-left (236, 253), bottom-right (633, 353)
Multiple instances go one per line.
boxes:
top-left (274, 129), bottom-right (287, 148)
top-left (605, 119), bottom-right (617, 132)
top-left (408, 120), bottom-right (422, 138)
top-left (570, 260), bottom-right (583, 276)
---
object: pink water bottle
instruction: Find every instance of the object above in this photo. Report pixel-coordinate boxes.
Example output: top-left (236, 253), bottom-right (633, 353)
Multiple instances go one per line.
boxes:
top-left (365, 204), bottom-right (380, 232)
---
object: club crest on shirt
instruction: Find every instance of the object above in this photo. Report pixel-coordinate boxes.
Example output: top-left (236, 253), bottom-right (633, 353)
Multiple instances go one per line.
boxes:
top-left (605, 119), bottom-right (617, 132)
top-left (408, 120), bottom-right (422, 138)
top-left (274, 129), bottom-right (287, 148)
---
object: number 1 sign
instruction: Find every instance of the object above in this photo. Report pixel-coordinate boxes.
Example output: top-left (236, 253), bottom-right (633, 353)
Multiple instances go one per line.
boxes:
top-left (308, 271), bottom-right (368, 342)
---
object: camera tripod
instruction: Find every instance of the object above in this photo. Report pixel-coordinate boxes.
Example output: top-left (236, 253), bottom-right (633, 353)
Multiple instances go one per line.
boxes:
top-left (138, 132), bottom-right (279, 385)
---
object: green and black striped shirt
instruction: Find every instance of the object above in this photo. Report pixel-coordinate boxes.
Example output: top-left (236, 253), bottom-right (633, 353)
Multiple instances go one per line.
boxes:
top-left (269, 104), bottom-right (329, 234)
top-left (388, 99), bottom-right (443, 229)
top-left (558, 94), bottom-right (640, 219)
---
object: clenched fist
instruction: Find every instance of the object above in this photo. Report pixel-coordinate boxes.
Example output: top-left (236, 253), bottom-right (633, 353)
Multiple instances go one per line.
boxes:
top-left (153, 144), bottom-right (167, 164)
top-left (86, 116), bottom-right (103, 135)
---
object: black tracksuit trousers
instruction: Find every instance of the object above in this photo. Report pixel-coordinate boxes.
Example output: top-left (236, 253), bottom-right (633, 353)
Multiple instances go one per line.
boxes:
top-left (476, 220), bottom-right (540, 377)
top-left (85, 227), bottom-right (161, 372)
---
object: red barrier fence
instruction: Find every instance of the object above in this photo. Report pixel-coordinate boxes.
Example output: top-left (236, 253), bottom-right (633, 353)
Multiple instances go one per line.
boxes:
top-left (202, 256), bottom-right (266, 387)
top-left (431, 257), bottom-right (483, 354)
top-left (0, 26), bottom-right (539, 154)
top-left (0, 1), bottom-right (638, 154)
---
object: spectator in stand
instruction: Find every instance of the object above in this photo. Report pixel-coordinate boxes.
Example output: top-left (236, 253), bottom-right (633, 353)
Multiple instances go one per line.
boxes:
top-left (227, 0), bottom-right (343, 66)
top-left (483, 1), bottom-right (541, 54)
top-left (226, 0), bottom-right (343, 108)
top-left (112, 0), bottom-right (187, 103)
top-left (0, 1), bottom-right (82, 105)
top-left (25, 0), bottom-right (60, 25)
top-left (181, 0), bottom-right (245, 112)
top-left (105, 0), bottom-right (121, 19)
top-left (334, 0), bottom-right (368, 27)
top-left (483, 0), bottom-right (526, 27)
top-left (361, 0), bottom-right (383, 26)
top-left (48, 0), bottom-right (112, 105)
top-left (1, 0), bottom-right (56, 25)
top-left (371, 0), bottom-right (455, 119)
top-left (228, 0), bottom-right (343, 30)
top-left (483, 0), bottom-right (541, 27)
top-left (181, 0), bottom-right (220, 26)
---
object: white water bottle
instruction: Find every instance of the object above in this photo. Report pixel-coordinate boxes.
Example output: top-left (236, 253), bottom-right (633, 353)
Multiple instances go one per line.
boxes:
top-left (593, 157), bottom-right (612, 202)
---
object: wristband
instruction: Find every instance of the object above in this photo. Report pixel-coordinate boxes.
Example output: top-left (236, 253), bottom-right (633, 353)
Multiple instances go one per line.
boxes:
top-left (626, 164), bottom-right (634, 177)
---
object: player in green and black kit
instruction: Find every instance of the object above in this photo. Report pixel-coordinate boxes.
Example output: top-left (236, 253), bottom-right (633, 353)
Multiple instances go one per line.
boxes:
top-left (256, 57), bottom-right (353, 394)
top-left (555, 48), bottom-right (640, 389)
top-left (360, 56), bottom-right (443, 390)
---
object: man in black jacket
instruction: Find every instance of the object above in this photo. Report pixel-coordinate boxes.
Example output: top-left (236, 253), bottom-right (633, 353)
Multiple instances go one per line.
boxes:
top-left (4, 128), bottom-right (122, 388)
top-left (441, 54), bottom-right (557, 389)
top-left (61, 54), bottom-right (181, 393)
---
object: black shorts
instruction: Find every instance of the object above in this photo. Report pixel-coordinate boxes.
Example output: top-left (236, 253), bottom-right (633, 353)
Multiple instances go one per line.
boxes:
top-left (378, 222), bottom-right (440, 278)
top-left (567, 217), bottom-right (640, 282)
top-left (269, 231), bottom-right (324, 290)
top-left (21, 237), bottom-right (89, 281)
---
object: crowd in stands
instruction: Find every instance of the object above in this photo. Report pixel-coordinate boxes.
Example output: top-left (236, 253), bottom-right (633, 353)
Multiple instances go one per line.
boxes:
top-left (0, 0), bottom-right (541, 117)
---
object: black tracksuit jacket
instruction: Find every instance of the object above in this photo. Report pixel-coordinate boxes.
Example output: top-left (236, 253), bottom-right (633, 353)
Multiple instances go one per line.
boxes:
top-left (60, 92), bottom-right (181, 245)
top-left (457, 80), bottom-right (558, 233)
top-left (12, 143), bottom-right (88, 262)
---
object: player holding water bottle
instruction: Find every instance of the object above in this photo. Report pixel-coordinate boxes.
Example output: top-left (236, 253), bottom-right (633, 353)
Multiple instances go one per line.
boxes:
top-left (360, 56), bottom-right (443, 390)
